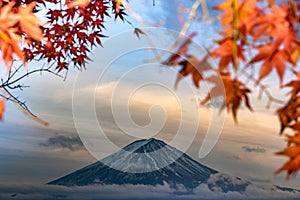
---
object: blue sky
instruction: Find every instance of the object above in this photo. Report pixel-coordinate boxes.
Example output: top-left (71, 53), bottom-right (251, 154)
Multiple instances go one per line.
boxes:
top-left (0, 0), bottom-right (300, 199)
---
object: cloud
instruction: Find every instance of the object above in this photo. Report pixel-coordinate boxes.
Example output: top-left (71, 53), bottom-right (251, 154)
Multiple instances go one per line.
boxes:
top-left (0, 180), bottom-right (298, 200)
top-left (242, 146), bottom-right (266, 153)
top-left (40, 135), bottom-right (84, 152)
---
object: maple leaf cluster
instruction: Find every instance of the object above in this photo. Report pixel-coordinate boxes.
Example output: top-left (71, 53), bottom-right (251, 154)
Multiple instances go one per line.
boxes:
top-left (0, 0), bottom-right (127, 120)
top-left (276, 133), bottom-right (300, 179)
top-left (276, 71), bottom-right (300, 179)
top-left (23, 0), bottom-right (127, 71)
top-left (212, 0), bottom-right (300, 81)
top-left (211, 0), bottom-right (300, 178)
top-left (162, 0), bottom-right (300, 178)
top-left (0, 0), bottom-right (43, 69)
top-left (200, 73), bottom-right (253, 123)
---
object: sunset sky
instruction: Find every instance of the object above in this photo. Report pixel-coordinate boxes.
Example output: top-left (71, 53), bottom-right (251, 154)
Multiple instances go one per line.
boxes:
top-left (0, 0), bottom-right (299, 197)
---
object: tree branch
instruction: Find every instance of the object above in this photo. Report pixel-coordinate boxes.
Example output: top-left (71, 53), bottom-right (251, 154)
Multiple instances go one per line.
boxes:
top-left (0, 63), bottom-right (63, 126)
top-left (1, 68), bottom-right (62, 88)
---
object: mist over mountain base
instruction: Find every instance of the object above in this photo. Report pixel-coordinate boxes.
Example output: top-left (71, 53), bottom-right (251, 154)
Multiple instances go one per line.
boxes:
top-left (41, 138), bottom-right (300, 199)
top-left (0, 181), bottom-right (299, 200)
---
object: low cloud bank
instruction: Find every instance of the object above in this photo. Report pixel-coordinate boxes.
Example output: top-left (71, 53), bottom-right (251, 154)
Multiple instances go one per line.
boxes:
top-left (0, 178), bottom-right (298, 200)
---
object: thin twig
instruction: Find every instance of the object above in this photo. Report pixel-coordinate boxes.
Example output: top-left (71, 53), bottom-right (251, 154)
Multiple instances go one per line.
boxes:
top-left (123, 0), bottom-right (210, 62)
top-left (0, 64), bottom-right (63, 126)
top-left (1, 68), bottom-right (62, 88)
top-left (1, 86), bottom-right (37, 117)
top-left (240, 69), bottom-right (285, 107)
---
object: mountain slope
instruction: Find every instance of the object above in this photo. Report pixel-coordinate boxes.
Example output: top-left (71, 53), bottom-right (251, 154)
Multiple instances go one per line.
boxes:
top-left (48, 138), bottom-right (217, 188)
top-left (47, 138), bottom-right (300, 196)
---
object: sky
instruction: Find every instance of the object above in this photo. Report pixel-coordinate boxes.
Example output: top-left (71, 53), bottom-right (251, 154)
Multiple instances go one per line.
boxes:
top-left (0, 0), bottom-right (300, 199)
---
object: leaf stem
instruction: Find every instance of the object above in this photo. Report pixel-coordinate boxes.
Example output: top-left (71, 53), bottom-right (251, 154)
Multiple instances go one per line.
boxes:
top-left (232, 0), bottom-right (239, 75)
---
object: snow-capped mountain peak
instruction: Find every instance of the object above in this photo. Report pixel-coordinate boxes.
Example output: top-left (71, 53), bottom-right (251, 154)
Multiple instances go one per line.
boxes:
top-left (47, 138), bottom-right (300, 196)
top-left (48, 138), bottom-right (217, 188)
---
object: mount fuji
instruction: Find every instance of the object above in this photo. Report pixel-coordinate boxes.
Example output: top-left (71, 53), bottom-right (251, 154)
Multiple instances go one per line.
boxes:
top-left (47, 138), bottom-right (300, 196)
top-left (48, 138), bottom-right (217, 188)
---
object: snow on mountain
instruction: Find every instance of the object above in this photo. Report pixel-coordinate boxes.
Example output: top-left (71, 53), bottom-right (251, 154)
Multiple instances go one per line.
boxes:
top-left (47, 138), bottom-right (300, 197)
top-left (48, 138), bottom-right (217, 188)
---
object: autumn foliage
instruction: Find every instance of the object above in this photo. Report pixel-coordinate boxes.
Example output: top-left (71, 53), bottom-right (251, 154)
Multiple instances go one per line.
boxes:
top-left (0, 1), bottom-right (43, 69)
top-left (1, 0), bottom-right (300, 179)
top-left (162, 0), bottom-right (300, 179)
top-left (0, 0), bottom-right (126, 120)
top-left (25, 0), bottom-right (126, 71)
top-left (211, 0), bottom-right (300, 179)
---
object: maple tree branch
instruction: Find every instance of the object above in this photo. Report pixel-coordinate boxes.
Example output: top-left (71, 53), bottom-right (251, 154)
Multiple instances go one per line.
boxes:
top-left (0, 93), bottom-right (14, 102)
top-left (1, 86), bottom-right (36, 117)
top-left (7, 63), bottom-right (23, 81)
top-left (6, 84), bottom-right (29, 91)
top-left (0, 63), bottom-right (63, 125)
top-left (180, 0), bottom-right (205, 36)
top-left (200, 0), bottom-right (210, 22)
top-left (122, 0), bottom-right (162, 61)
top-left (1, 68), bottom-right (62, 88)
top-left (143, 0), bottom-right (210, 63)
top-left (172, 0), bottom-right (209, 48)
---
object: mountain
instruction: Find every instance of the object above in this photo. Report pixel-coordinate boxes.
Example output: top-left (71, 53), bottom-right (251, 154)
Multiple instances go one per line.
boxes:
top-left (47, 138), bottom-right (300, 195)
top-left (48, 138), bottom-right (217, 189)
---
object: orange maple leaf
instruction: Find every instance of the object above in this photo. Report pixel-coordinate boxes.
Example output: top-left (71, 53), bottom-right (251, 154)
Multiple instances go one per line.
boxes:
top-left (277, 97), bottom-right (300, 134)
top-left (210, 38), bottom-right (245, 70)
top-left (0, 99), bottom-right (5, 120)
top-left (214, 0), bottom-right (259, 34)
top-left (174, 55), bottom-right (212, 89)
top-left (162, 32), bottom-right (197, 66)
top-left (276, 133), bottom-right (300, 179)
top-left (214, 0), bottom-right (234, 26)
top-left (18, 2), bottom-right (43, 41)
top-left (0, 2), bottom-right (24, 69)
top-left (252, 5), bottom-right (289, 40)
top-left (291, 48), bottom-right (300, 64)
top-left (283, 79), bottom-right (300, 98)
top-left (250, 41), bottom-right (287, 83)
top-left (115, 0), bottom-right (123, 13)
top-left (201, 73), bottom-right (253, 123)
